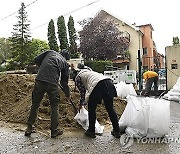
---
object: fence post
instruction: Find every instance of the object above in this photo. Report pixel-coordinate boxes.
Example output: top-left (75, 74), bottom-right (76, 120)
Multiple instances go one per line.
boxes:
top-left (138, 50), bottom-right (142, 90)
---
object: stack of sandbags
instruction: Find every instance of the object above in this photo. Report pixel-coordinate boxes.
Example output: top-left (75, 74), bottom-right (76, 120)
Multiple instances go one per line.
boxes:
top-left (115, 81), bottom-right (137, 99)
top-left (163, 77), bottom-right (180, 103)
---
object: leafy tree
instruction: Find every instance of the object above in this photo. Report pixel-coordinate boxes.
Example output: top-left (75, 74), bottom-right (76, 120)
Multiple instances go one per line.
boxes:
top-left (11, 2), bottom-right (31, 68)
top-left (79, 11), bottom-right (128, 61)
top-left (31, 39), bottom-right (49, 54)
top-left (0, 37), bottom-right (11, 63)
top-left (173, 36), bottom-right (179, 45)
top-left (47, 19), bottom-right (59, 51)
top-left (28, 38), bottom-right (49, 63)
top-left (68, 16), bottom-right (78, 58)
top-left (57, 16), bottom-right (69, 50)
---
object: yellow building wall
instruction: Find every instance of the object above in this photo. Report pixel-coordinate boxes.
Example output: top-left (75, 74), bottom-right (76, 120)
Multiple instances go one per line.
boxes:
top-left (105, 14), bottom-right (143, 71)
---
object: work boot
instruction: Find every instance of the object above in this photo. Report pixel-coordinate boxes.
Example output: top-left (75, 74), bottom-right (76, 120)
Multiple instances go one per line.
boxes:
top-left (111, 130), bottom-right (121, 138)
top-left (51, 129), bottom-right (63, 138)
top-left (84, 130), bottom-right (96, 138)
top-left (25, 125), bottom-right (33, 136)
top-left (143, 92), bottom-right (149, 97)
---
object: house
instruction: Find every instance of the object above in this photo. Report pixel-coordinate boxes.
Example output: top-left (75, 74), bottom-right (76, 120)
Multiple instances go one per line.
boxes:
top-left (92, 11), bottom-right (164, 72)
top-left (92, 10), bottom-right (143, 71)
top-left (81, 10), bottom-right (164, 74)
top-left (165, 45), bottom-right (180, 89)
top-left (137, 24), bottom-right (165, 71)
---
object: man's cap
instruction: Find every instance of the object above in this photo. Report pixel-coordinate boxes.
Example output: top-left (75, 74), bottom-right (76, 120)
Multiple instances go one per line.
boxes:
top-left (61, 49), bottom-right (70, 60)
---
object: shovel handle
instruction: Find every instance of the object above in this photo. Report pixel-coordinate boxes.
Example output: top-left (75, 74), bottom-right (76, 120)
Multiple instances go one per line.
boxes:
top-left (69, 98), bottom-right (78, 114)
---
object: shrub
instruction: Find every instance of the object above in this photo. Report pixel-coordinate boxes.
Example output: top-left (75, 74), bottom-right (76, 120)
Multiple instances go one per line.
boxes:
top-left (85, 60), bottom-right (112, 73)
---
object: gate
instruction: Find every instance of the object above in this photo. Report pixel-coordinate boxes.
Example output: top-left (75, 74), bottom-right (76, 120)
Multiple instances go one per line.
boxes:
top-left (137, 51), bottom-right (167, 95)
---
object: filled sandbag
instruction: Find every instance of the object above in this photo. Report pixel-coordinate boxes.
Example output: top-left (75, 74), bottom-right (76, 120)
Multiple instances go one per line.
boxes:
top-left (74, 106), bottom-right (104, 134)
top-left (119, 96), bottom-right (170, 138)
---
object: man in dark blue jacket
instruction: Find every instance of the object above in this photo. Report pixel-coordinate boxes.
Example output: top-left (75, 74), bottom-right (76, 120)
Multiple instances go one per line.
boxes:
top-left (25, 50), bottom-right (70, 138)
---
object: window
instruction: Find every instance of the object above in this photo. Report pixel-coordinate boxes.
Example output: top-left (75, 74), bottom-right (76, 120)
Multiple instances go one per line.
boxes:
top-left (171, 64), bottom-right (178, 69)
top-left (143, 48), bottom-right (148, 55)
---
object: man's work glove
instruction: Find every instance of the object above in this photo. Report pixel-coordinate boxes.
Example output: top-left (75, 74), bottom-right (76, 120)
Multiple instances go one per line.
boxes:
top-left (79, 101), bottom-right (87, 112)
top-left (80, 100), bottom-right (87, 106)
top-left (79, 104), bottom-right (83, 112)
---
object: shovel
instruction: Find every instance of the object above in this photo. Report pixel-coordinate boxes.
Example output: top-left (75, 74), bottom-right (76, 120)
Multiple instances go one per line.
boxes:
top-left (58, 83), bottom-right (78, 114)
top-left (68, 98), bottom-right (78, 114)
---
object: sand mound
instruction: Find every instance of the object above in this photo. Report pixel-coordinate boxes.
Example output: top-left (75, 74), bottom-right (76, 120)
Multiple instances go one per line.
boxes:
top-left (0, 74), bottom-right (127, 131)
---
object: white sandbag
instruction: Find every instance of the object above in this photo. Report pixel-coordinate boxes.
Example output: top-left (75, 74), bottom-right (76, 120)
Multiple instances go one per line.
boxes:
top-left (168, 90), bottom-right (180, 96)
top-left (115, 82), bottom-right (137, 98)
top-left (74, 106), bottom-right (104, 134)
top-left (146, 98), bottom-right (170, 137)
top-left (168, 95), bottom-right (180, 102)
top-left (128, 83), bottom-right (137, 96)
top-left (163, 77), bottom-right (180, 102)
top-left (119, 95), bottom-right (149, 137)
top-left (116, 81), bottom-right (128, 98)
top-left (173, 77), bottom-right (180, 90)
top-left (119, 96), bottom-right (170, 138)
top-left (171, 88), bottom-right (180, 93)
top-left (163, 93), bottom-right (170, 100)
top-left (74, 106), bottom-right (89, 130)
top-left (125, 103), bottom-right (150, 138)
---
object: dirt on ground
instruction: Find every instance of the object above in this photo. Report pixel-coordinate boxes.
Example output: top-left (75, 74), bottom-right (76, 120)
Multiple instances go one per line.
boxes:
top-left (0, 74), bottom-right (127, 133)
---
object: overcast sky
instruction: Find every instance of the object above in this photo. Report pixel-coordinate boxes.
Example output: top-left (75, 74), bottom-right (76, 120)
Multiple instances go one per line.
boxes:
top-left (0, 0), bottom-right (180, 55)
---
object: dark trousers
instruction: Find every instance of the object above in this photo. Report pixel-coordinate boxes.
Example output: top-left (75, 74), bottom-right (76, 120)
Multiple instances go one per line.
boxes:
top-left (88, 79), bottom-right (120, 133)
top-left (27, 80), bottom-right (60, 132)
top-left (145, 76), bottom-right (158, 93)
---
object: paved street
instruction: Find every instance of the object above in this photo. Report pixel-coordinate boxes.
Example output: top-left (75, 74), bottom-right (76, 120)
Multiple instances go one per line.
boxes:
top-left (0, 101), bottom-right (180, 154)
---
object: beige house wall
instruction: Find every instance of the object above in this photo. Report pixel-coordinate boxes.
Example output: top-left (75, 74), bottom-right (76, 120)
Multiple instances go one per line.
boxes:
top-left (105, 13), bottom-right (143, 71)
top-left (165, 46), bottom-right (180, 89)
top-left (68, 58), bottom-right (84, 69)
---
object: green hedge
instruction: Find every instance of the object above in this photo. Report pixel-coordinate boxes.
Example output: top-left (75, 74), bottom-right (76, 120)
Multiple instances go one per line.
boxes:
top-left (85, 60), bottom-right (112, 73)
top-left (0, 65), bottom-right (6, 72)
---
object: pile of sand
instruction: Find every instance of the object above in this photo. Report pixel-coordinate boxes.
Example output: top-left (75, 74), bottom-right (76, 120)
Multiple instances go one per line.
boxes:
top-left (0, 74), bottom-right (127, 131)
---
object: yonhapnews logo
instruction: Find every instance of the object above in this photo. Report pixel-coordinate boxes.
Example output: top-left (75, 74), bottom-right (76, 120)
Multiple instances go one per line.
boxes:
top-left (120, 134), bottom-right (134, 148)
top-left (120, 134), bottom-right (180, 148)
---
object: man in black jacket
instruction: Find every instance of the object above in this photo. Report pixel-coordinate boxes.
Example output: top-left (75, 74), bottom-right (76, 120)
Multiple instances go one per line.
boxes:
top-left (25, 50), bottom-right (70, 138)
